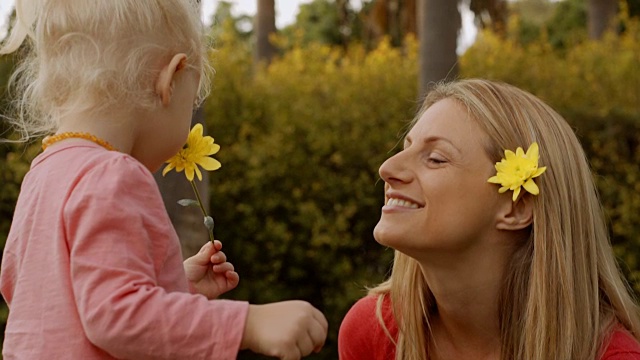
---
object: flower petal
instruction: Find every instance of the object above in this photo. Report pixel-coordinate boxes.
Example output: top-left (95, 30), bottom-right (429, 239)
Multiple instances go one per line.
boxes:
top-left (526, 142), bottom-right (539, 159)
top-left (197, 157), bottom-right (222, 171)
top-left (191, 123), bottom-right (204, 137)
top-left (185, 166), bottom-right (195, 182)
top-left (162, 163), bottom-right (175, 176)
top-left (533, 166), bottom-right (546, 178)
top-left (208, 143), bottom-right (221, 155)
top-left (523, 178), bottom-right (540, 195)
top-left (512, 186), bottom-right (521, 201)
top-left (505, 150), bottom-right (516, 160)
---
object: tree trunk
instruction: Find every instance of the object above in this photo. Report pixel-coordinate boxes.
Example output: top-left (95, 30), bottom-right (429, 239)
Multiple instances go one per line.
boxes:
top-left (154, 106), bottom-right (210, 259)
top-left (418, 0), bottom-right (460, 96)
top-left (337, 0), bottom-right (351, 48)
top-left (588, 0), bottom-right (618, 39)
top-left (255, 0), bottom-right (277, 64)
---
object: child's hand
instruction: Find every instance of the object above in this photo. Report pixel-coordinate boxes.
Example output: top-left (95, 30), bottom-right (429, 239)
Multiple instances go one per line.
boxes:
top-left (183, 240), bottom-right (239, 299)
top-left (241, 301), bottom-right (328, 360)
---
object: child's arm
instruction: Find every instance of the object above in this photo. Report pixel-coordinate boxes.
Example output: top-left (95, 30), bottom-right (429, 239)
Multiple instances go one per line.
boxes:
top-left (183, 240), bottom-right (239, 299)
top-left (67, 158), bottom-right (328, 359)
top-left (241, 301), bottom-right (329, 359)
top-left (67, 158), bottom-right (248, 360)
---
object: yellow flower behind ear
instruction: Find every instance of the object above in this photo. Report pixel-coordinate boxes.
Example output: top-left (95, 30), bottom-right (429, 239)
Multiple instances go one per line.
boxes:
top-left (488, 142), bottom-right (547, 202)
top-left (163, 123), bottom-right (221, 181)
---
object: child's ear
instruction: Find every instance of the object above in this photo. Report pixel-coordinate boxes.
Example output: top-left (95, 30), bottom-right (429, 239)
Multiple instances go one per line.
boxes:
top-left (155, 53), bottom-right (188, 106)
top-left (496, 194), bottom-right (533, 231)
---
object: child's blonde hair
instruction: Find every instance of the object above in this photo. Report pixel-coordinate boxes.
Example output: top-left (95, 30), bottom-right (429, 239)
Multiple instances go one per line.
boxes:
top-left (1, 0), bottom-right (212, 140)
top-left (370, 79), bottom-right (640, 360)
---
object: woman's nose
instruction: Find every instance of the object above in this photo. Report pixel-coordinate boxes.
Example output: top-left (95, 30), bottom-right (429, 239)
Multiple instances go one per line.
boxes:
top-left (378, 150), bottom-right (412, 185)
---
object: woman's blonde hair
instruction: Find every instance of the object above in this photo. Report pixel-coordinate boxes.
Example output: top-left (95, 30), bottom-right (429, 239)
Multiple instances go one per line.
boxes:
top-left (370, 79), bottom-right (640, 360)
top-left (1, 0), bottom-right (212, 140)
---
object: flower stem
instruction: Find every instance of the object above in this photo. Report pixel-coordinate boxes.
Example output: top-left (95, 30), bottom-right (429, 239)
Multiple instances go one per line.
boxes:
top-left (190, 180), bottom-right (214, 244)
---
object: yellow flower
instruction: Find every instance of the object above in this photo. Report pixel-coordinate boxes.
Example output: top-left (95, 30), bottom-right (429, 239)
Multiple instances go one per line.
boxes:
top-left (162, 124), bottom-right (221, 181)
top-left (487, 142), bottom-right (547, 202)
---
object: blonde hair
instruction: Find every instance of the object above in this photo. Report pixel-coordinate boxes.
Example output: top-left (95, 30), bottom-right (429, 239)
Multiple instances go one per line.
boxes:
top-left (370, 79), bottom-right (640, 360)
top-left (1, 0), bottom-right (212, 140)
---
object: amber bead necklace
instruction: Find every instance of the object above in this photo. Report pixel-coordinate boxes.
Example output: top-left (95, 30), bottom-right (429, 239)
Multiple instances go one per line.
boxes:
top-left (41, 132), bottom-right (117, 152)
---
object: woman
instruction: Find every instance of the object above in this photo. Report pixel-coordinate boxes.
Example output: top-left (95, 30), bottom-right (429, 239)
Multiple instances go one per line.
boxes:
top-left (338, 79), bottom-right (640, 359)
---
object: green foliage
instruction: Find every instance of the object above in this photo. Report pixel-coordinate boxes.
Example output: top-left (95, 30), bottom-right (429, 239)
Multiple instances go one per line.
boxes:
top-left (546, 0), bottom-right (588, 48)
top-left (462, 15), bottom-right (640, 117)
top-left (278, 0), bottom-right (364, 50)
top-left (208, 1), bottom-right (253, 41)
top-left (207, 36), bottom-right (417, 359)
top-left (1, 8), bottom-right (639, 359)
top-left (206, 17), bottom-right (639, 358)
top-left (0, 141), bottom-right (38, 351)
top-left (510, 0), bottom-right (640, 48)
top-left (281, 0), bottom-right (344, 46)
top-left (463, 16), bottom-right (640, 288)
top-left (582, 115), bottom-right (640, 289)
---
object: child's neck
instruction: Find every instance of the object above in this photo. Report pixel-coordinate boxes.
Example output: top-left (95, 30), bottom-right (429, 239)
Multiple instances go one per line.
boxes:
top-left (55, 111), bottom-right (141, 156)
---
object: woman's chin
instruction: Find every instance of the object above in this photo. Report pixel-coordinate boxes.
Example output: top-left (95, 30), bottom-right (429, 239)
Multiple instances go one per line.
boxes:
top-left (373, 222), bottom-right (399, 248)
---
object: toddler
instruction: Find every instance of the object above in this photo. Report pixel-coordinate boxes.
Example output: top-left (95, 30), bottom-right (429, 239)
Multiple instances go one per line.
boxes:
top-left (0, 1), bottom-right (327, 359)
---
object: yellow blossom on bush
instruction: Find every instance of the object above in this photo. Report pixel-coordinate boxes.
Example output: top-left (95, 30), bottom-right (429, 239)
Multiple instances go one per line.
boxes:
top-left (488, 142), bottom-right (547, 202)
top-left (163, 123), bottom-right (221, 181)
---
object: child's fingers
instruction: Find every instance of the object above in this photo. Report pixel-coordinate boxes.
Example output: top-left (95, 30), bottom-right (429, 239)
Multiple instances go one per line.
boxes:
top-left (189, 242), bottom-right (214, 265)
top-left (226, 271), bottom-right (240, 287)
top-left (197, 241), bottom-right (212, 254)
top-left (212, 262), bottom-right (234, 273)
top-left (210, 251), bottom-right (227, 264)
top-left (200, 240), bottom-right (222, 254)
top-left (213, 239), bottom-right (222, 251)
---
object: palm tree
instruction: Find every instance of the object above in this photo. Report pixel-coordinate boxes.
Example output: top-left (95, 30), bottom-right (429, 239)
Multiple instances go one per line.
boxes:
top-left (588, 0), bottom-right (618, 39)
top-left (255, 0), bottom-right (277, 64)
top-left (418, 0), bottom-right (460, 96)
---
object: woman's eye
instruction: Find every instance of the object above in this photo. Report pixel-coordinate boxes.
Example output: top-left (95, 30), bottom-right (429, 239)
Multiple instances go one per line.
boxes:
top-left (427, 155), bottom-right (447, 164)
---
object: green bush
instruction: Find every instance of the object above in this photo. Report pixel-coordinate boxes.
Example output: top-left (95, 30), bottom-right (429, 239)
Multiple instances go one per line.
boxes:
top-left (207, 33), bottom-right (417, 358)
top-left (1, 14), bottom-right (638, 359)
top-left (461, 14), bottom-right (640, 291)
top-left (207, 19), bottom-right (639, 358)
top-left (461, 12), bottom-right (640, 117)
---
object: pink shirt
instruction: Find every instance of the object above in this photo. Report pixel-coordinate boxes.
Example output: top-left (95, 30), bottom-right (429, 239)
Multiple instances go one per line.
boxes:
top-left (1, 142), bottom-right (249, 359)
top-left (339, 295), bottom-right (640, 359)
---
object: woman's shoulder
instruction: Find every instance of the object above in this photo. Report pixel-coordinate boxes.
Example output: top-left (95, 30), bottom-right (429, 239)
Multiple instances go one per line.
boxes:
top-left (601, 324), bottom-right (640, 360)
top-left (338, 294), bottom-right (397, 360)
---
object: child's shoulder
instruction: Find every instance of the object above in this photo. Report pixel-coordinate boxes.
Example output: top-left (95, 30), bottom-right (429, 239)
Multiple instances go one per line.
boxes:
top-left (36, 143), bottom-right (156, 194)
top-left (45, 143), bottom-right (148, 174)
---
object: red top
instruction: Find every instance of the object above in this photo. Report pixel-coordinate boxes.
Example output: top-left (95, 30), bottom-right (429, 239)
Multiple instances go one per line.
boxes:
top-left (338, 295), bottom-right (640, 360)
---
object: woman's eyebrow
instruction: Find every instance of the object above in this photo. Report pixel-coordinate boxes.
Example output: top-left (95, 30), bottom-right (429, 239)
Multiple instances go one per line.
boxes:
top-left (423, 136), bottom-right (462, 154)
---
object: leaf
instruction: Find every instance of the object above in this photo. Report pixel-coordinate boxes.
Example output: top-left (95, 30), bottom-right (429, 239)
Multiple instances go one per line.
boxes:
top-left (204, 216), bottom-right (215, 231)
top-left (177, 199), bottom-right (199, 207)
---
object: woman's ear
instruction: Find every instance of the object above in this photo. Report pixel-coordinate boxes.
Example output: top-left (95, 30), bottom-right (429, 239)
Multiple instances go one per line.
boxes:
top-left (155, 53), bottom-right (188, 106)
top-left (496, 194), bottom-right (533, 231)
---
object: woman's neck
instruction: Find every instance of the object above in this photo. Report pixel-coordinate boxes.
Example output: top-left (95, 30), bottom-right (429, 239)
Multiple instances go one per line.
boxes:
top-left (418, 240), bottom-right (516, 359)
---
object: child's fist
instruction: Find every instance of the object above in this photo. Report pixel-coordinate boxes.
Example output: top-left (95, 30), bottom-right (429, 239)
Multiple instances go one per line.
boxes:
top-left (183, 240), bottom-right (239, 299)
